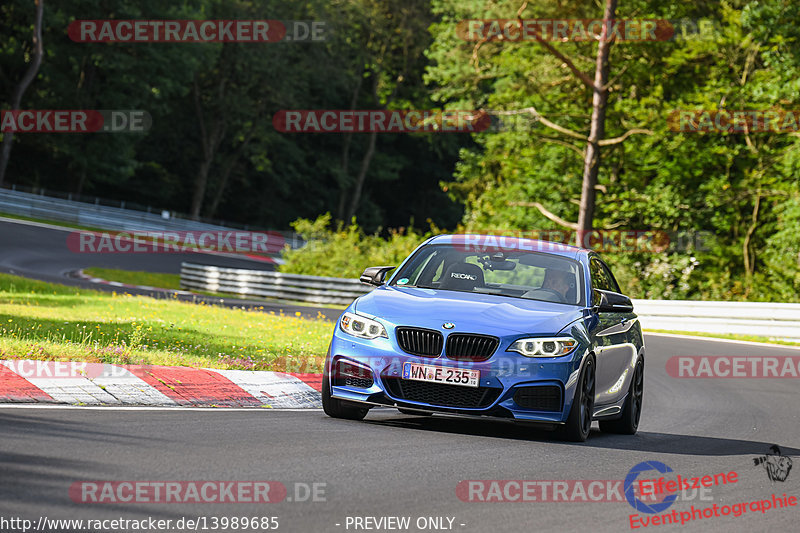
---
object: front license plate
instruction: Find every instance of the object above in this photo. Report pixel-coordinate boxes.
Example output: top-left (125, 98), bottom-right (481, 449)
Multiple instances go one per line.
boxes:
top-left (402, 362), bottom-right (480, 388)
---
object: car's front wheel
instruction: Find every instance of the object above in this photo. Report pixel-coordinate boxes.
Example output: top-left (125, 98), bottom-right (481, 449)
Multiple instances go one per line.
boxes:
top-left (559, 356), bottom-right (595, 442)
top-left (600, 357), bottom-right (643, 435)
top-left (322, 372), bottom-right (370, 421)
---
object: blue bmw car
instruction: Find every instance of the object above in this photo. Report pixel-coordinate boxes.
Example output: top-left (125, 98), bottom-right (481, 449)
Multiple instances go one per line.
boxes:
top-left (322, 234), bottom-right (645, 441)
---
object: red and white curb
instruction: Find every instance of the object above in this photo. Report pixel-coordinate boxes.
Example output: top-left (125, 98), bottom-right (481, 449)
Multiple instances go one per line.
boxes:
top-left (74, 269), bottom-right (194, 294)
top-left (0, 360), bottom-right (322, 408)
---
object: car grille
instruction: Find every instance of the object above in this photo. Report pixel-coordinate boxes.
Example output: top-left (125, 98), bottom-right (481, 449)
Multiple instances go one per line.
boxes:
top-left (513, 386), bottom-right (562, 412)
top-left (344, 376), bottom-right (373, 389)
top-left (384, 378), bottom-right (501, 408)
top-left (334, 359), bottom-right (374, 389)
top-left (446, 333), bottom-right (499, 362)
top-left (396, 327), bottom-right (443, 357)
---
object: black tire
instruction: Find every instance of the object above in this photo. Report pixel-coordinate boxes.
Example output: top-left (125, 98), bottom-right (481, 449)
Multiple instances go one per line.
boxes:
top-left (322, 365), bottom-right (369, 421)
top-left (559, 356), bottom-right (595, 442)
top-left (397, 408), bottom-right (432, 416)
top-left (600, 357), bottom-right (643, 435)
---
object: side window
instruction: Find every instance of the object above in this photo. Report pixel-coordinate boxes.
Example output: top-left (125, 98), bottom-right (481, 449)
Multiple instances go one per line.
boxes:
top-left (400, 254), bottom-right (431, 284)
top-left (600, 262), bottom-right (621, 293)
top-left (590, 257), bottom-right (613, 292)
top-left (426, 256), bottom-right (446, 285)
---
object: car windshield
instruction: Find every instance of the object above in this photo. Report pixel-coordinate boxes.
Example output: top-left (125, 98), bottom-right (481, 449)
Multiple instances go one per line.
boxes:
top-left (390, 243), bottom-right (584, 306)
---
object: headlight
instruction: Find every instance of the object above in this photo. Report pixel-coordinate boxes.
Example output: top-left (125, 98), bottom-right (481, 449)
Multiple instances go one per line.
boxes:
top-left (340, 312), bottom-right (388, 340)
top-left (508, 337), bottom-right (578, 357)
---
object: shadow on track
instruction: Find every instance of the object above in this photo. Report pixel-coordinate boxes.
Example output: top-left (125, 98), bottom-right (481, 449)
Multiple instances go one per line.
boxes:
top-left (0, 412), bottom-right (184, 518)
top-left (0, 411), bottom-right (158, 444)
top-left (363, 414), bottom-right (800, 456)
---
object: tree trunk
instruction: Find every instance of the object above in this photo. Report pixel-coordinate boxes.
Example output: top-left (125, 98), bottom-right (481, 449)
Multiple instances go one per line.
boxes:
top-left (190, 76), bottom-right (226, 220)
top-left (337, 71), bottom-right (364, 221)
top-left (743, 192), bottom-right (761, 284)
top-left (345, 130), bottom-right (378, 221)
top-left (192, 159), bottom-right (213, 219)
top-left (0, 0), bottom-right (45, 187)
top-left (344, 74), bottom-right (385, 222)
top-left (575, 0), bottom-right (616, 245)
top-left (205, 125), bottom-right (257, 218)
top-left (76, 167), bottom-right (87, 196)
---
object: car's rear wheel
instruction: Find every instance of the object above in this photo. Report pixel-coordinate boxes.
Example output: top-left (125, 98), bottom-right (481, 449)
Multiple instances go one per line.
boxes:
top-left (600, 357), bottom-right (643, 435)
top-left (559, 356), bottom-right (595, 442)
top-left (322, 366), bottom-right (370, 421)
top-left (397, 408), bottom-right (432, 416)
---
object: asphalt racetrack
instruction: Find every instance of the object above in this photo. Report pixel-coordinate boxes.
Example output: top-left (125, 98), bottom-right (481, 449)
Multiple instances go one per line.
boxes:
top-left (0, 218), bottom-right (342, 320)
top-left (2, 334), bottom-right (799, 533)
top-left (1, 217), bottom-right (799, 532)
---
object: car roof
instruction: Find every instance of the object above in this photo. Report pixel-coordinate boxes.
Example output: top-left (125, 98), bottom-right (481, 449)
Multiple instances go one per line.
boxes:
top-left (426, 234), bottom-right (589, 260)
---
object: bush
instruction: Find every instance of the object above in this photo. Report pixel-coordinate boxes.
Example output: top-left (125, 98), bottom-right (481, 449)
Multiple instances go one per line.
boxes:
top-left (280, 216), bottom-right (800, 303)
top-left (279, 214), bottom-right (439, 279)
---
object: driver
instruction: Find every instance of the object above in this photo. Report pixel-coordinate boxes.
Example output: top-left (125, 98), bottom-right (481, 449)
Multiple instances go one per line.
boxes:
top-left (540, 268), bottom-right (574, 301)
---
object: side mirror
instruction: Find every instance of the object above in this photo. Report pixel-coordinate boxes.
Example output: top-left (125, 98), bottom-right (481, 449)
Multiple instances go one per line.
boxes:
top-left (359, 266), bottom-right (396, 287)
top-left (592, 289), bottom-right (634, 313)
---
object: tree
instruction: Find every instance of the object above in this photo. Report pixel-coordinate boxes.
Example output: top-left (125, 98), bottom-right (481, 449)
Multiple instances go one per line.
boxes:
top-left (0, 0), bottom-right (44, 187)
top-left (325, 0), bottom-right (435, 222)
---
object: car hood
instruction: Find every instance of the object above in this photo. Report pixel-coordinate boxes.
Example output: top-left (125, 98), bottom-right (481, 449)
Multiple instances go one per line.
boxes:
top-left (354, 286), bottom-right (584, 335)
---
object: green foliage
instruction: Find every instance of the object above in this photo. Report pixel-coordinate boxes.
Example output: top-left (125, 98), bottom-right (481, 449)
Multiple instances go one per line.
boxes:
top-left (280, 214), bottom-right (437, 278)
top-left (2, 0), bottom-right (800, 301)
top-left (0, 273), bottom-right (331, 372)
top-left (1, 0), bottom-right (463, 231)
top-left (425, 0), bottom-right (800, 301)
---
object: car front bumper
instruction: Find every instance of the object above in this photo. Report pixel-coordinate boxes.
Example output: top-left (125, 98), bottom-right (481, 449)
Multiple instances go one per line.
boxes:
top-left (327, 331), bottom-right (589, 424)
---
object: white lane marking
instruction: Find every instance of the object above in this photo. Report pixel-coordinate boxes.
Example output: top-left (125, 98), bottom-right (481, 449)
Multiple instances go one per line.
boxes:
top-left (0, 404), bottom-right (322, 411)
top-left (644, 331), bottom-right (800, 351)
top-left (209, 369), bottom-right (321, 408)
top-left (0, 216), bottom-right (76, 233)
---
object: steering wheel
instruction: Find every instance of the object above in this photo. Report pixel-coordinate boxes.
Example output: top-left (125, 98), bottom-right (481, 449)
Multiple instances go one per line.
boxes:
top-left (527, 287), bottom-right (566, 303)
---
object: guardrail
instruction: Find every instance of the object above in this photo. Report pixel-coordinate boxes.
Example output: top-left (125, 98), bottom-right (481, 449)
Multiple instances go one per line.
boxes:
top-left (0, 187), bottom-right (232, 232)
top-left (180, 262), bottom-right (800, 339)
top-left (0, 187), bottom-right (299, 245)
top-left (180, 263), bottom-right (371, 305)
top-left (631, 299), bottom-right (800, 340)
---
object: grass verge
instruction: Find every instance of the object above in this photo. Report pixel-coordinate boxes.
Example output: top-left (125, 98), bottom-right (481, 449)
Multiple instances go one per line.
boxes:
top-left (83, 267), bottom-right (181, 290)
top-left (644, 329), bottom-right (800, 347)
top-left (0, 211), bottom-right (107, 232)
top-left (0, 273), bottom-right (331, 372)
